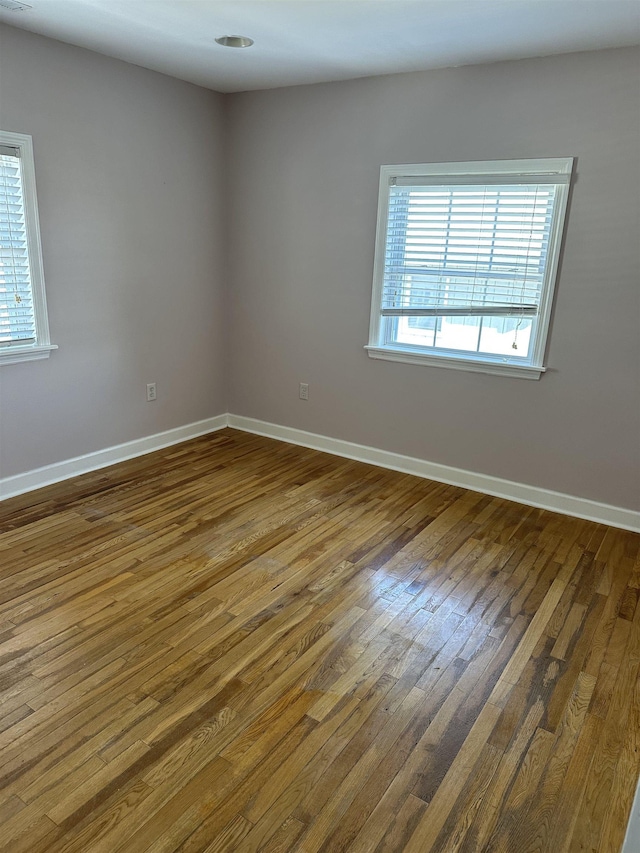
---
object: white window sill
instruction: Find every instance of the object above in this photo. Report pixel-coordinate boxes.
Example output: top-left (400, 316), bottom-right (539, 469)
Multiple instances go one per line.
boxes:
top-left (365, 345), bottom-right (545, 379)
top-left (0, 343), bottom-right (58, 366)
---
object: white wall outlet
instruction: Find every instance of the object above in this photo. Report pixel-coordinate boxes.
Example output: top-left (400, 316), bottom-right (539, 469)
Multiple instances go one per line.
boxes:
top-left (299, 382), bottom-right (309, 401)
top-left (146, 382), bottom-right (157, 402)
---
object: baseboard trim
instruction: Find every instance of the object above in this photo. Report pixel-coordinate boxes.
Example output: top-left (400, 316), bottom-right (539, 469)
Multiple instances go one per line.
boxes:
top-left (3, 412), bottom-right (639, 533)
top-left (0, 414), bottom-right (229, 501)
top-left (227, 414), bottom-right (640, 533)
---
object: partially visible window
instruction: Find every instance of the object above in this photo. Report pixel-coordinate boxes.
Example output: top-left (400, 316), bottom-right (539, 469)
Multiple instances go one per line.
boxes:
top-left (366, 158), bottom-right (573, 379)
top-left (0, 130), bottom-right (56, 365)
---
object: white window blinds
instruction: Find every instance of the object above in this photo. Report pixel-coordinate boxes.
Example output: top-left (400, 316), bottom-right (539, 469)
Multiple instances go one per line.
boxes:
top-left (0, 144), bottom-right (36, 345)
top-left (381, 179), bottom-right (562, 319)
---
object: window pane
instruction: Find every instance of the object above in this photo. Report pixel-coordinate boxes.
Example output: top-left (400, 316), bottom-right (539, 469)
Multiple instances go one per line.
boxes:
top-left (434, 316), bottom-right (481, 353)
top-left (394, 315), bottom-right (437, 348)
top-left (478, 316), bottom-right (533, 357)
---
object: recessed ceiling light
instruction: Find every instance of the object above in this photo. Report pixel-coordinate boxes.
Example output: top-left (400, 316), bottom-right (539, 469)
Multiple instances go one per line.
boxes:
top-left (0, 0), bottom-right (32, 10)
top-left (215, 35), bottom-right (254, 49)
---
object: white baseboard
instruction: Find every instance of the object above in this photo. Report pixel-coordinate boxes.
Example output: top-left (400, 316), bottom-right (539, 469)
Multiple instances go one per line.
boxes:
top-left (0, 414), bottom-right (228, 501)
top-left (227, 414), bottom-right (640, 533)
top-left (2, 412), bottom-right (639, 533)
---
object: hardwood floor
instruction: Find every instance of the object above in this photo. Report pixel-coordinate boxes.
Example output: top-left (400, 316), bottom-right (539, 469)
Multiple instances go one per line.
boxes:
top-left (0, 427), bottom-right (638, 853)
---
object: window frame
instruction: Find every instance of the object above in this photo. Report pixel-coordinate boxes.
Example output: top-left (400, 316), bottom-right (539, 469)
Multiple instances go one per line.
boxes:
top-left (0, 129), bottom-right (56, 366)
top-left (366, 158), bottom-right (574, 379)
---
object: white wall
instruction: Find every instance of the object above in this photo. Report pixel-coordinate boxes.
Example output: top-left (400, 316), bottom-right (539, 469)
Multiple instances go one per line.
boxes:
top-left (0, 25), bottom-right (228, 479)
top-left (226, 47), bottom-right (640, 511)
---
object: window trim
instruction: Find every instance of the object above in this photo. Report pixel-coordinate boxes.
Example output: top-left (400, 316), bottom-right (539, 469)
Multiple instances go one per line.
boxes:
top-left (366, 158), bottom-right (574, 379)
top-left (0, 130), bottom-right (56, 366)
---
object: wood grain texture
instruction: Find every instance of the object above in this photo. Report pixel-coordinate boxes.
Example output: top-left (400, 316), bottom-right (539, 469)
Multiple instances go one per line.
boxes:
top-left (0, 428), bottom-right (638, 853)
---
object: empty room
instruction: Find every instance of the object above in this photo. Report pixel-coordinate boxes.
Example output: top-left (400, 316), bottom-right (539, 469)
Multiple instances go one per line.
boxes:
top-left (0, 1), bottom-right (639, 851)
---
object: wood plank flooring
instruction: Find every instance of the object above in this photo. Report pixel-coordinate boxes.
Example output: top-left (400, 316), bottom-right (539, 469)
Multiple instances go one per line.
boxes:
top-left (0, 427), bottom-right (638, 853)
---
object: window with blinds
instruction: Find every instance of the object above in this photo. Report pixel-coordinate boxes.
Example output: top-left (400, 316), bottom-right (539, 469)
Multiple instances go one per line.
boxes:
top-left (367, 158), bottom-right (573, 379)
top-left (0, 131), bottom-right (54, 365)
top-left (0, 145), bottom-right (35, 345)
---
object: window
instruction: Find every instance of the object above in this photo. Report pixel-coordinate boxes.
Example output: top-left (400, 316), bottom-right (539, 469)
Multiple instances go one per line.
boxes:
top-left (366, 158), bottom-right (573, 379)
top-left (0, 130), bottom-right (55, 365)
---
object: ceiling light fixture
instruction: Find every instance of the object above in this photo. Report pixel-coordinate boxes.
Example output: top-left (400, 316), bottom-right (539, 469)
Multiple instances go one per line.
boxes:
top-left (215, 35), bottom-right (254, 49)
top-left (0, 0), bottom-right (32, 10)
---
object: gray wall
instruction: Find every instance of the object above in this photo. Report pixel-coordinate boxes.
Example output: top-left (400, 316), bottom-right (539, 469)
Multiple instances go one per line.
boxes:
top-left (227, 47), bottom-right (640, 511)
top-left (0, 28), bottom-right (638, 512)
top-left (0, 25), bottom-right (227, 479)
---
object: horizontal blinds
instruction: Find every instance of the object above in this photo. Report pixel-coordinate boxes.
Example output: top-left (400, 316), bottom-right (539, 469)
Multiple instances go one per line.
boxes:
top-left (0, 149), bottom-right (36, 345)
top-left (381, 182), bottom-right (557, 318)
top-left (393, 172), bottom-right (570, 187)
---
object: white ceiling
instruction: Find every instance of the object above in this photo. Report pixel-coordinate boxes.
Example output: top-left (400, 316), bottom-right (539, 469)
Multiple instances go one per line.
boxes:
top-left (1, 0), bottom-right (639, 93)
